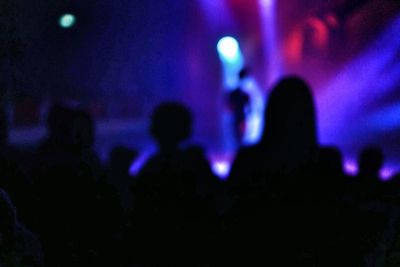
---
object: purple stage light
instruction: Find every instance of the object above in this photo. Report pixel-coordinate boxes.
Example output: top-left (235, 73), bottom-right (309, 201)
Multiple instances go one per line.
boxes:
top-left (381, 168), bottom-right (395, 181)
top-left (129, 149), bottom-right (154, 176)
top-left (316, 15), bottom-right (400, 172)
top-left (197, 0), bottom-right (235, 28)
top-left (258, 0), bottom-right (281, 85)
top-left (344, 160), bottom-right (358, 176)
top-left (212, 160), bottom-right (231, 180)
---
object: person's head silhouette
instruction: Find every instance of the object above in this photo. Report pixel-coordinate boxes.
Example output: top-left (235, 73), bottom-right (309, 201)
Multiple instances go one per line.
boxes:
top-left (46, 103), bottom-right (75, 146)
top-left (262, 76), bottom-right (317, 170)
top-left (150, 102), bottom-right (192, 152)
top-left (72, 109), bottom-right (95, 151)
top-left (358, 147), bottom-right (384, 178)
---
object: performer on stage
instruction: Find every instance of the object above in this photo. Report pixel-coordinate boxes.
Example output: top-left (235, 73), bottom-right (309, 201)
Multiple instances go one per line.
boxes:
top-left (227, 68), bottom-right (251, 144)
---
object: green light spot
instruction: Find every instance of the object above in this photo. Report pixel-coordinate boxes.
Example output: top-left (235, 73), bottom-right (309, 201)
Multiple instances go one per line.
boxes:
top-left (59, 14), bottom-right (76, 28)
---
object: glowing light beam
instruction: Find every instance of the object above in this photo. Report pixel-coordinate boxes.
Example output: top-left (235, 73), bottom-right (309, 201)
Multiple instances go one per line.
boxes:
top-left (217, 36), bottom-right (244, 88)
top-left (258, 0), bottom-right (281, 85)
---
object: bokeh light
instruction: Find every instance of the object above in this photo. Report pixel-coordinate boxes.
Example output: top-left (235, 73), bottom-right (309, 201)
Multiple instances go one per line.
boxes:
top-left (59, 14), bottom-right (76, 28)
top-left (217, 36), bottom-right (240, 63)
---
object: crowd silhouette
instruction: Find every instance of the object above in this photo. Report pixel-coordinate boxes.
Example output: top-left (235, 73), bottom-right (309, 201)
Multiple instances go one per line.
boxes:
top-left (1, 76), bottom-right (400, 266)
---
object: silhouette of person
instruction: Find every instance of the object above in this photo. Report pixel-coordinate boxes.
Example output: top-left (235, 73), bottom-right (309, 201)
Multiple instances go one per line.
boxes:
top-left (134, 102), bottom-right (199, 217)
top-left (355, 147), bottom-right (391, 265)
top-left (227, 69), bottom-right (251, 144)
top-left (314, 146), bottom-right (365, 266)
top-left (357, 146), bottom-right (384, 200)
top-left (108, 146), bottom-right (137, 213)
top-left (229, 76), bottom-right (318, 187)
top-left (316, 146), bottom-right (348, 198)
top-left (226, 76), bottom-right (320, 265)
top-left (71, 108), bottom-right (103, 179)
top-left (358, 147), bottom-right (384, 179)
top-left (33, 104), bottom-right (101, 267)
top-left (132, 102), bottom-right (217, 265)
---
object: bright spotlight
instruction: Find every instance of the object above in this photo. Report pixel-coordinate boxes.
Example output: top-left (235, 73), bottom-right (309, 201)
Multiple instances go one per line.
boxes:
top-left (260, 0), bottom-right (273, 7)
top-left (217, 36), bottom-right (240, 62)
top-left (59, 14), bottom-right (76, 28)
top-left (211, 160), bottom-right (231, 179)
top-left (344, 161), bottom-right (358, 176)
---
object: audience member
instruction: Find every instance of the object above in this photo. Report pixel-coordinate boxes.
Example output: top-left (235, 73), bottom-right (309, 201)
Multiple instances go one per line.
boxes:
top-left (108, 146), bottom-right (137, 212)
top-left (33, 104), bottom-right (102, 267)
top-left (131, 102), bottom-right (218, 265)
top-left (3, 73), bottom-right (400, 266)
top-left (357, 146), bottom-right (385, 200)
